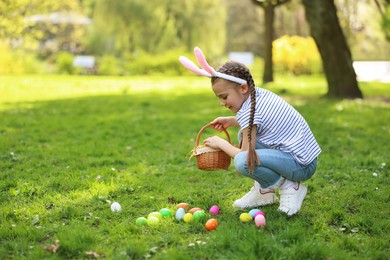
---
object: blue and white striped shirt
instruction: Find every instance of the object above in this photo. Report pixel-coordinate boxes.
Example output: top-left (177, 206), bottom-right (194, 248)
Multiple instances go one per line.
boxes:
top-left (236, 88), bottom-right (321, 165)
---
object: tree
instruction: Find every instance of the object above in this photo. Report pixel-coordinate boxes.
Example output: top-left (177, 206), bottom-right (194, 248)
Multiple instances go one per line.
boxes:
top-left (251, 0), bottom-right (290, 83)
top-left (0, 0), bottom-right (87, 56)
top-left (302, 0), bottom-right (363, 98)
top-left (225, 0), bottom-right (263, 55)
top-left (89, 0), bottom-right (226, 57)
top-left (373, 0), bottom-right (390, 40)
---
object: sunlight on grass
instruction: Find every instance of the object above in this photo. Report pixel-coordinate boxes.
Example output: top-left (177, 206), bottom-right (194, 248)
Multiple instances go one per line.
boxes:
top-left (1, 74), bottom-right (389, 259)
top-left (0, 75), bottom-right (211, 111)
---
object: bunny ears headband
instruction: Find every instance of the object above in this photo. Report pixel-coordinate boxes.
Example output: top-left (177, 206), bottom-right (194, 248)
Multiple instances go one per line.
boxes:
top-left (179, 47), bottom-right (247, 85)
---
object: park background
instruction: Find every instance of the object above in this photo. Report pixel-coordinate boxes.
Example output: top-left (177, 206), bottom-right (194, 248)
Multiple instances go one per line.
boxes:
top-left (1, 0), bottom-right (389, 259)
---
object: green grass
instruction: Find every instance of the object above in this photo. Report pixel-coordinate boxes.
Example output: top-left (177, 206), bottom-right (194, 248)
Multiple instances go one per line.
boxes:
top-left (0, 74), bottom-right (389, 259)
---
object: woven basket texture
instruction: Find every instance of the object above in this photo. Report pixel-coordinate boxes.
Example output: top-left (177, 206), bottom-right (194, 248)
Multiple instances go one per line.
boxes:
top-left (194, 124), bottom-right (231, 171)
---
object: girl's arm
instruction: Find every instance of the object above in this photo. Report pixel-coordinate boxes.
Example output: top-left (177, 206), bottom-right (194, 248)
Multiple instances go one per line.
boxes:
top-left (204, 126), bottom-right (257, 158)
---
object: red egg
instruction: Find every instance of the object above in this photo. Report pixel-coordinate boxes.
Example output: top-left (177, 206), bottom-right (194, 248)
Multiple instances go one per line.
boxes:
top-left (205, 218), bottom-right (218, 231)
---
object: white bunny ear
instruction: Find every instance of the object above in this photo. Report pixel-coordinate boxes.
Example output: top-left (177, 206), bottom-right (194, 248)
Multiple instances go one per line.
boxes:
top-left (178, 56), bottom-right (212, 77)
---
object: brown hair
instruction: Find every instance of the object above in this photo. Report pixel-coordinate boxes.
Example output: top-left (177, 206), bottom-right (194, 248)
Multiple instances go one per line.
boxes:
top-left (211, 61), bottom-right (259, 171)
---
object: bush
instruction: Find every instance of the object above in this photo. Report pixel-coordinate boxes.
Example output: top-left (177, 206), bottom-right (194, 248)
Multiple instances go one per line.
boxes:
top-left (123, 49), bottom-right (187, 76)
top-left (56, 52), bottom-right (75, 74)
top-left (0, 42), bottom-right (45, 74)
top-left (273, 35), bottom-right (322, 75)
top-left (97, 55), bottom-right (122, 76)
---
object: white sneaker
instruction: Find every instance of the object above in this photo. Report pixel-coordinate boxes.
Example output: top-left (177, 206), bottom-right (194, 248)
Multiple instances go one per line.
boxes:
top-left (278, 182), bottom-right (307, 216)
top-left (233, 186), bottom-right (279, 209)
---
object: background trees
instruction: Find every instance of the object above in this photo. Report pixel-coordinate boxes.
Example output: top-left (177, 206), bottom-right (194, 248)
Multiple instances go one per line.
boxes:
top-left (88, 0), bottom-right (226, 57)
top-left (0, 0), bottom-right (388, 97)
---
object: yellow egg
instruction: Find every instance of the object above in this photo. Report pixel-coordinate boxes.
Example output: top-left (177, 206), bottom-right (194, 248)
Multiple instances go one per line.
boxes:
top-left (147, 216), bottom-right (160, 226)
top-left (239, 212), bottom-right (253, 223)
top-left (148, 212), bottom-right (162, 220)
top-left (183, 213), bottom-right (194, 223)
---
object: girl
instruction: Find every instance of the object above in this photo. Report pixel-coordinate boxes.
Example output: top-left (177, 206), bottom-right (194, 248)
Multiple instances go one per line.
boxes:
top-left (204, 61), bottom-right (321, 216)
top-left (179, 48), bottom-right (321, 216)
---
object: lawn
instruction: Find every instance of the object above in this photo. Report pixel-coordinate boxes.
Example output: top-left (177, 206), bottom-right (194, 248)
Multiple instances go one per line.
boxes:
top-left (0, 74), bottom-right (389, 259)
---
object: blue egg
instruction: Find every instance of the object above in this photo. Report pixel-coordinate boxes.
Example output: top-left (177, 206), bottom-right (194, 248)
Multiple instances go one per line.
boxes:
top-left (248, 208), bottom-right (261, 218)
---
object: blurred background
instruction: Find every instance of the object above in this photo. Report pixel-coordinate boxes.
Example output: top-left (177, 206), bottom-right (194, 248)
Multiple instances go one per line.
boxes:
top-left (0, 0), bottom-right (389, 77)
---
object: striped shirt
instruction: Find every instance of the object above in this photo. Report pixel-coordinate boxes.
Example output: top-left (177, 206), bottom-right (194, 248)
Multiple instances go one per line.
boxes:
top-left (236, 88), bottom-right (321, 165)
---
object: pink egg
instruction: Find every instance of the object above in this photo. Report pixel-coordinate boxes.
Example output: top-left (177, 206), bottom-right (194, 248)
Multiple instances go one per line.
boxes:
top-left (209, 205), bottom-right (220, 215)
top-left (254, 211), bottom-right (265, 219)
top-left (255, 215), bottom-right (266, 228)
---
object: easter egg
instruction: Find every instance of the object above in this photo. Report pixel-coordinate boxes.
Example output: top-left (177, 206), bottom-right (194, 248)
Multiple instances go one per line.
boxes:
top-left (175, 208), bottom-right (185, 221)
top-left (248, 209), bottom-right (261, 218)
top-left (110, 202), bottom-right (122, 212)
top-left (159, 208), bottom-right (172, 217)
top-left (239, 213), bottom-right (252, 223)
top-left (148, 212), bottom-right (162, 220)
top-left (193, 210), bottom-right (206, 221)
top-left (176, 203), bottom-right (189, 209)
top-left (209, 205), bottom-right (220, 215)
top-left (205, 218), bottom-right (218, 231)
top-left (255, 215), bottom-right (266, 228)
top-left (147, 216), bottom-right (160, 226)
top-left (254, 211), bottom-right (266, 219)
top-left (189, 207), bottom-right (202, 214)
top-left (135, 217), bottom-right (147, 226)
top-left (183, 213), bottom-right (194, 223)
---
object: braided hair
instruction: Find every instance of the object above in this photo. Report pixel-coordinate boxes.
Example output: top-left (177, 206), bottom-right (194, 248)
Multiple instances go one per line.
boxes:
top-left (211, 61), bottom-right (260, 172)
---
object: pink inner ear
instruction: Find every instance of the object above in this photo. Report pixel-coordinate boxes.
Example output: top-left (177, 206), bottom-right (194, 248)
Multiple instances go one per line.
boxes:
top-left (179, 56), bottom-right (211, 77)
top-left (194, 47), bottom-right (215, 75)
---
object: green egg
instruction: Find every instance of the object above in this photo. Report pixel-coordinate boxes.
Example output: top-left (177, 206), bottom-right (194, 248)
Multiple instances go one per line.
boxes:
top-left (193, 210), bottom-right (206, 221)
top-left (159, 208), bottom-right (172, 217)
top-left (135, 217), bottom-right (147, 226)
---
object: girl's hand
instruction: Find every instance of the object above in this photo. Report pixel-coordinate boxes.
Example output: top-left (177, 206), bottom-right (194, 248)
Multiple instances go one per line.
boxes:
top-left (203, 136), bottom-right (226, 149)
top-left (210, 116), bottom-right (238, 131)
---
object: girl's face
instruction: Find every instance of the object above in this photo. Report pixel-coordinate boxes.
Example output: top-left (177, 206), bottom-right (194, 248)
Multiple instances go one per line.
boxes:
top-left (212, 79), bottom-right (250, 113)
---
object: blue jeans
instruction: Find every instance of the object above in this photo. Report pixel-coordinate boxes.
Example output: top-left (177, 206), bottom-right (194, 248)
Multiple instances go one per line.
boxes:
top-left (234, 134), bottom-right (317, 189)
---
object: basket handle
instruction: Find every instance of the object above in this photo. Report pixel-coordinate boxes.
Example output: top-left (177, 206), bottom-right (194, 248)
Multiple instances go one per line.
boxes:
top-left (195, 123), bottom-right (231, 147)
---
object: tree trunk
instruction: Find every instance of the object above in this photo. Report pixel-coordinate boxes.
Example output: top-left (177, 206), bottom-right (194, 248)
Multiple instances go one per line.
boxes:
top-left (302, 0), bottom-right (363, 98)
top-left (263, 4), bottom-right (275, 83)
top-left (251, 0), bottom-right (290, 84)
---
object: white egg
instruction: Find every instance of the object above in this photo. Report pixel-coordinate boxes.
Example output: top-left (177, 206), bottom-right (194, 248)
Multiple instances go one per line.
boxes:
top-left (111, 202), bottom-right (122, 212)
top-left (175, 208), bottom-right (185, 221)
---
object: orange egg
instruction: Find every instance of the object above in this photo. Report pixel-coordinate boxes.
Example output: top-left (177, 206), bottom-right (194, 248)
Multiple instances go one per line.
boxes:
top-left (176, 203), bottom-right (189, 209)
top-left (205, 218), bottom-right (218, 231)
top-left (189, 207), bottom-right (202, 214)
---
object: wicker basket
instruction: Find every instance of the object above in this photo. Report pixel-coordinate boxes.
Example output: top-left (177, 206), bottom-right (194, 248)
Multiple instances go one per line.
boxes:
top-left (193, 124), bottom-right (231, 171)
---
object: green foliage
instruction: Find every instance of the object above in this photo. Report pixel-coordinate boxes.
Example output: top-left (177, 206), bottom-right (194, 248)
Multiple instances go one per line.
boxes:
top-left (123, 49), bottom-right (188, 76)
top-left (55, 51), bottom-right (75, 74)
top-left (0, 74), bottom-right (389, 259)
top-left (97, 55), bottom-right (122, 76)
top-left (89, 0), bottom-right (226, 57)
top-left (273, 35), bottom-right (322, 75)
top-left (382, 4), bottom-right (390, 40)
top-left (0, 42), bottom-right (45, 74)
